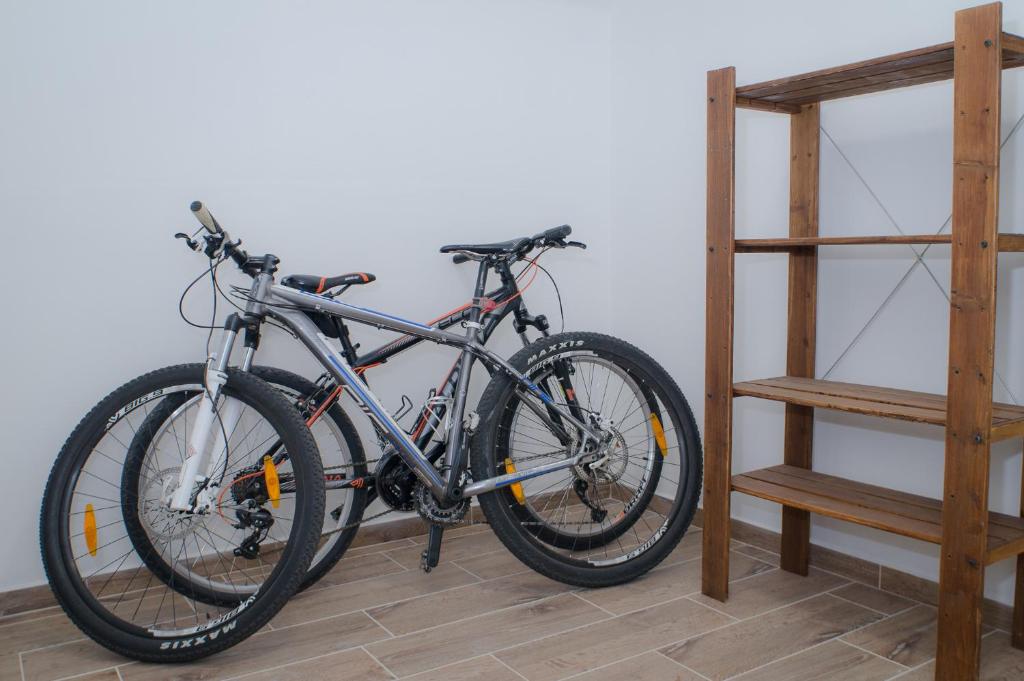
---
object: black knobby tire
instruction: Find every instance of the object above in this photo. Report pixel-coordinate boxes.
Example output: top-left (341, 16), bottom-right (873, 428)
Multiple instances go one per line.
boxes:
top-left (118, 366), bottom-right (366, 598)
top-left (471, 332), bottom-right (702, 588)
top-left (40, 364), bottom-right (325, 662)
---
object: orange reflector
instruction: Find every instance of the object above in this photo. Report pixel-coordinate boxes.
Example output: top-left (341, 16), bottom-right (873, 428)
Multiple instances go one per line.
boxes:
top-left (263, 456), bottom-right (281, 509)
top-left (84, 503), bottom-right (98, 556)
top-left (504, 458), bottom-right (526, 505)
top-left (650, 413), bottom-right (668, 457)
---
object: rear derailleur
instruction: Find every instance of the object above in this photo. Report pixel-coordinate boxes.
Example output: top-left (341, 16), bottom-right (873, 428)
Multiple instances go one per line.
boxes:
top-left (232, 501), bottom-right (275, 560)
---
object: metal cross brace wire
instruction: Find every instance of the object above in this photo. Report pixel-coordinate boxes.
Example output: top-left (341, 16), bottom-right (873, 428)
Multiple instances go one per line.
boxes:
top-left (819, 110), bottom-right (1024, 405)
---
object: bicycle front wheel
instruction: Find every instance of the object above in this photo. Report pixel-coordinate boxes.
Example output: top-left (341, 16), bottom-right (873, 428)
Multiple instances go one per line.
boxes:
top-left (40, 364), bottom-right (325, 662)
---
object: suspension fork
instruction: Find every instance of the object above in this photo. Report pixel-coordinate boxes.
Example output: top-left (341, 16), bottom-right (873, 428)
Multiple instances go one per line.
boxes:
top-left (169, 314), bottom-right (245, 512)
top-left (510, 294), bottom-right (585, 431)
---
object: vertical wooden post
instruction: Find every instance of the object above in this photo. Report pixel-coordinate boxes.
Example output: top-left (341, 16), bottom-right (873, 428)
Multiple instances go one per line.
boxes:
top-left (702, 66), bottom-right (737, 602)
top-left (937, 4), bottom-right (1002, 680)
top-left (780, 104), bottom-right (820, 576)
top-left (1015, 441), bottom-right (1024, 649)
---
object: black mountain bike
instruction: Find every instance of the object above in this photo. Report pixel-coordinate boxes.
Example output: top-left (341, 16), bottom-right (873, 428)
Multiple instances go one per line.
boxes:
top-left (40, 202), bottom-right (703, 662)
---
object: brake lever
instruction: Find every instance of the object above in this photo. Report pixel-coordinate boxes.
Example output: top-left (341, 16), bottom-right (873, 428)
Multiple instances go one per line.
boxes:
top-left (175, 232), bottom-right (201, 251)
top-left (567, 240), bottom-right (587, 249)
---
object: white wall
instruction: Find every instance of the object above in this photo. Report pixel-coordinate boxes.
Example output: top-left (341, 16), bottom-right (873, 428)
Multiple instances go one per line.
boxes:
top-left (0, 0), bottom-right (612, 591)
top-left (608, 0), bottom-right (1024, 605)
top-left (6, 0), bottom-right (1024, 608)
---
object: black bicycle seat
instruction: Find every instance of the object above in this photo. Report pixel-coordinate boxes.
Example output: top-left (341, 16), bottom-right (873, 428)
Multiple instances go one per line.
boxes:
top-left (439, 238), bottom-right (531, 256)
top-left (281, 272), bottom-right (376, 294)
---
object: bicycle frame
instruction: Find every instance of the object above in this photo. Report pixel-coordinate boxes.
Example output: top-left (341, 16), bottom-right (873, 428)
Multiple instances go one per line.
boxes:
top-left (171, 256), bottom-right (602, 512)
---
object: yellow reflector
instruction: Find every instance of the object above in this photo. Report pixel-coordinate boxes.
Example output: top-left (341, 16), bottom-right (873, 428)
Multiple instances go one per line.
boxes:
top-left (263, 456), bottom-right (281, 509)
top-left (504, 458), bottom-right (526, 505)
top-left (84, 503), bottom-right (98, 556)
top-left (650, 413), bottom-right (668, 457)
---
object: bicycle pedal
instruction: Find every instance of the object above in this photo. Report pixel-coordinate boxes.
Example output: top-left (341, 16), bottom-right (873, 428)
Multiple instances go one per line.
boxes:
top-left (420, 524), bottom-right (444, 573)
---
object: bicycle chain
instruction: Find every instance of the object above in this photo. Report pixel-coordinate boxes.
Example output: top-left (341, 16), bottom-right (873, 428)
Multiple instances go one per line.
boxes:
top-left (315, 457), bottom-right (392, 539)
top-left (313, 446), bottom-right (576, 540)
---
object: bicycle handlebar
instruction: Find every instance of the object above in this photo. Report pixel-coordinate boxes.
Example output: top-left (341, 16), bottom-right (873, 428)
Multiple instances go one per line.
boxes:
top-left (190, 201), bottom-right (222, 235)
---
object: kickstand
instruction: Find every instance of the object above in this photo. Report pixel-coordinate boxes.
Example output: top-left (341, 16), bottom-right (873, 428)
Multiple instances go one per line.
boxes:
top-left (420, 524), bottom-right (444, 573)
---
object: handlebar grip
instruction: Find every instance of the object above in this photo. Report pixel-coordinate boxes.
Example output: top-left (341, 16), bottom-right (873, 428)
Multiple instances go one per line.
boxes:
top-left (452, 254), bottom-right (469, 264)
top-left (190, 201), bottom-right (222, 234)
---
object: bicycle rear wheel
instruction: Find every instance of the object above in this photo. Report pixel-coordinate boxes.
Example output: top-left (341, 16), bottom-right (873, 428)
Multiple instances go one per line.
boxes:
top-left (472, 332), bottom-right (702, 587)
top-left (40, 364), bottom-right (325, 662)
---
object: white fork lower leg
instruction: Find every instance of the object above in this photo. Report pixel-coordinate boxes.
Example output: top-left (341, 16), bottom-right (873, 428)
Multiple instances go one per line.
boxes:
top-left (169, 364), bottom-right (230, 511)
top-left (205, 396), bottom-right (244, 483)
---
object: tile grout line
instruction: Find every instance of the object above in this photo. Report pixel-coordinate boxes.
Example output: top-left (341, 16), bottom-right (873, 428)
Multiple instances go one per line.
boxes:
top-left (361, 645), bottom-right (399, 680)
top-left (883, 652), bottom-right (936, 680)
top-left (825, 585), bottom-right (916, 619)
top-left (379, 551), bottom-right (412, 571)
top-left (656, 651), bottom-right (715, 681)
top-left (363, 609), bottom-right (398, 638)
top-left (47, 663), bottom-right (126, 681)
top-left (389, 651), bottom-right (500, 680)
top-left (680, 593), bottom-right (742, 621)
top-left (447, 560), bottom-right (505, 582)
top-left (222, 644), bottom-right (391, 681)
top-left (839, 638), bottom-right (911, 670)
top-left (490, 653), bottom-right (532, 681)
top-left (569, 592), bottom-right (618, 618)
top-left (17, 636), bottom-right (89, 657)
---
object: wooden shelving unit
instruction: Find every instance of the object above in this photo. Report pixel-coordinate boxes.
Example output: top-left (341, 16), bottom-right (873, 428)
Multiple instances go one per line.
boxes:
top-left (702, 4), bottom-right (1024, 680)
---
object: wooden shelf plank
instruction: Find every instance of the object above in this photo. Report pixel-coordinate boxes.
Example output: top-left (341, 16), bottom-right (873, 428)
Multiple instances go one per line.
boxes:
top-left (733, 376), bottom-right (1024, 442)
top-left (734, 233), bottom-right (1024, 252)
top-left (1004, 32), bottom-right (1024, 56)
top-left (735, 41), bottom-right (1024, 107)
top-left (732, 465), bottom-right (1024, 565)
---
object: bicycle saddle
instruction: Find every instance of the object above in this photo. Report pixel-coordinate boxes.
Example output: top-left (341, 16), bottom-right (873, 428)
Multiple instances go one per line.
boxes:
top-left (439, 238), bottom-right (531, 255)
top-left (281, 272), bottom-right (376, 294)
top-left (439, 225), bottom-right (572, 256)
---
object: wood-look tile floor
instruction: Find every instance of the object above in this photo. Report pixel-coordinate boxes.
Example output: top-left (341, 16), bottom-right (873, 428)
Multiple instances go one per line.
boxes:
top-left (4, 521), bottom-right (1024, 681)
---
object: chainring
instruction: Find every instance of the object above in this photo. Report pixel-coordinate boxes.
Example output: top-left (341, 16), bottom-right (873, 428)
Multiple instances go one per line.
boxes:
top-left (414, 481), bottom-right (470, 526)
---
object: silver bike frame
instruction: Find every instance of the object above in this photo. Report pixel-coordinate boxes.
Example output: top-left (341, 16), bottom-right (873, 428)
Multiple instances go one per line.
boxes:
top-left (184, 271), bottom-right (603, 505)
